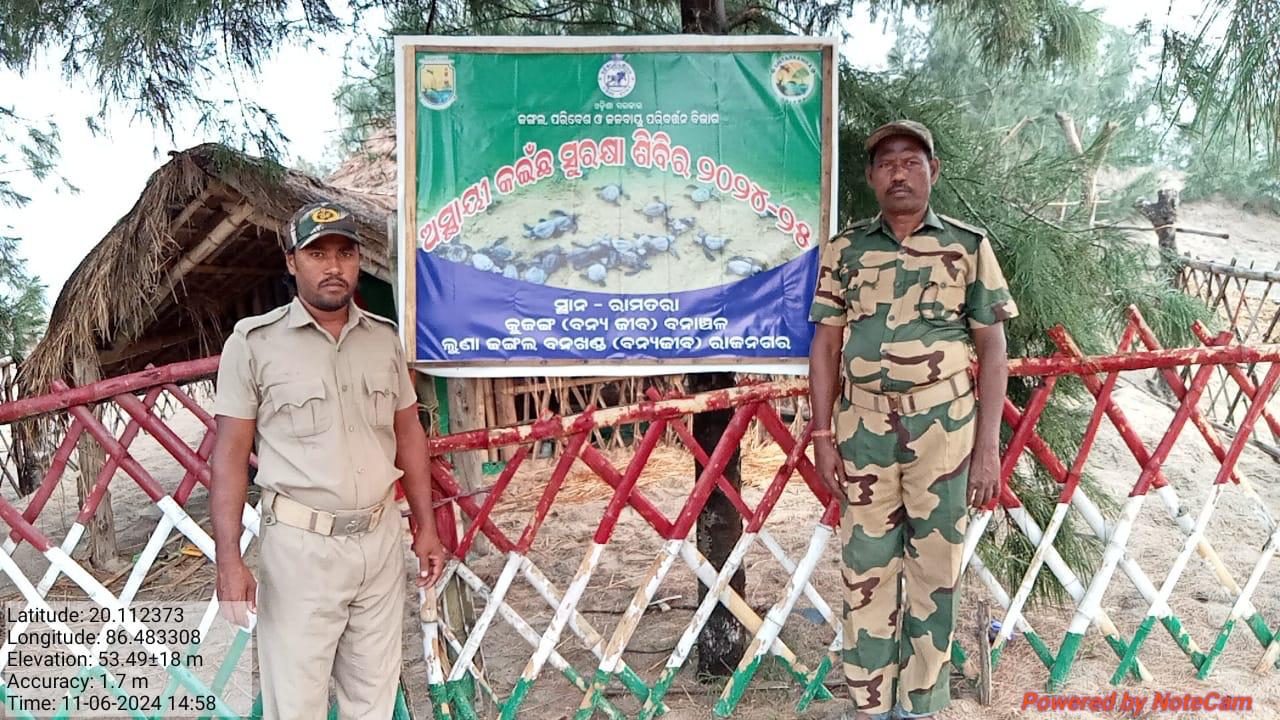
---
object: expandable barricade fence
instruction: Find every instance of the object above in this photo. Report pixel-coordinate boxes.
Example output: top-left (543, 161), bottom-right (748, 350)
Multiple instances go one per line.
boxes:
top-left (421, 306), bottom-right (1280, 718)
top-left (0, 306), bottom-right (1274, 718)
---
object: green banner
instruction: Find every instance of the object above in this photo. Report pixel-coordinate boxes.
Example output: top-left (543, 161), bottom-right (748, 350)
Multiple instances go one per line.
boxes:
top-left (399, 38), bottom-right (835, 372)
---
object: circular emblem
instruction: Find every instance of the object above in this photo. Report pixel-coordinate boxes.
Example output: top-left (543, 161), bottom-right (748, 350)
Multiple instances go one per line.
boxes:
top-left (311, 207), bottom-right (341, 223)
top-left (419, 56), bottom-right (457, 110)
top-left (771, 55), bottom-right (817, 103)
top-left (598, 54), bottom-right (636, 99)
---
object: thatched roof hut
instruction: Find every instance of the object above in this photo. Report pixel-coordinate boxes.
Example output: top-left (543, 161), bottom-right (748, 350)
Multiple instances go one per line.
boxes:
top-left (23, 143), bottom-right (396, 392)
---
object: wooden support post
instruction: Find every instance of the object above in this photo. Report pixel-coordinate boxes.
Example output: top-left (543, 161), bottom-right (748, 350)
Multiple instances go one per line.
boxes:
top-left (686, 371), bottom-right (746, 678)
top-left (493, 379), bottom-right (519, 461)
top-left (72, 356), bottom-right (121, 571)
top-left (447, 377), bottom-right (490, 555)
top-left (977, 601), bottom-right (992, 705)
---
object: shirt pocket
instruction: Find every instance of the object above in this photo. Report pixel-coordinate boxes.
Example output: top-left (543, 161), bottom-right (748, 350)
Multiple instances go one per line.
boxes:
top-left (918, 278), bottom-right (966, 322)
top-left (363, 371), bottom-right (398, 428)
top-left (270, 379), bottom-right (332, 438)
top-left (842, 267), bottom-right (883, 318)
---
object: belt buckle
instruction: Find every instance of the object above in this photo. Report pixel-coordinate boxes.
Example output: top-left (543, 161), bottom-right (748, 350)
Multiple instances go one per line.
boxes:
top-left (344, 518), bottom-right (362, 535)
top-left (886, 394), bottom-right (902, 414)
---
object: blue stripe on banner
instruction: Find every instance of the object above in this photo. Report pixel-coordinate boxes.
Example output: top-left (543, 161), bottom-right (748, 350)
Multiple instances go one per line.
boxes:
top-left (415, 249), bottom-right (819, 363)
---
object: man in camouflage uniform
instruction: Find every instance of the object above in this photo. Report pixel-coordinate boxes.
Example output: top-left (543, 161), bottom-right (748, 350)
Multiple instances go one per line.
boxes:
top-left (807, 121), bottom-right (1017, 719)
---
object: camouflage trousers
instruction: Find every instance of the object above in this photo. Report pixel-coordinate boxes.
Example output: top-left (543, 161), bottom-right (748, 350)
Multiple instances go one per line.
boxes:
top-left (835, 389), bottom-right (975, 717)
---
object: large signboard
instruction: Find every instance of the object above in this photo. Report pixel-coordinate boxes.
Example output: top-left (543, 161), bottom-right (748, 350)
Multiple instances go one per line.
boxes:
top-left (396, 36), bottom-right (837, 376)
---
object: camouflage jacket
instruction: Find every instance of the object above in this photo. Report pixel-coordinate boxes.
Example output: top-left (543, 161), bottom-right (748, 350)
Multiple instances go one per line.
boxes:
top-left (808, 207), bottom-right (1018, 394)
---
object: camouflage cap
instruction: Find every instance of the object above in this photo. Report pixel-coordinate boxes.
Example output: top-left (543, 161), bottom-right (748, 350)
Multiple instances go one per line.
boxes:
top-left (287, 201), bottom-right (362, 252)
top-left (865, 120), bottom-right (935, 157)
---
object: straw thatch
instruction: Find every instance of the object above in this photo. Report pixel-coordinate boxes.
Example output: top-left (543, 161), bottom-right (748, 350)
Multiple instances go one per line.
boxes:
top-left (326, 127), bottom-right (396, 197)
top-left (22, 143), bottom-right (395, 394)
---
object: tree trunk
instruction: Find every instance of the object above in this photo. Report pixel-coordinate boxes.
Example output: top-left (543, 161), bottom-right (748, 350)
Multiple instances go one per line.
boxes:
top-left (685, 371), bottom-right (746, 677)
top-left (1137, 189), bottom-right (1180, 283)
top-left (72, 356), bottom-right (121, 570)
top-left (681, 0), bottom-right (728, 33)
top-left (681, 0), bottom-right (743, 679)
top-left (446, 377), bottom-right (491, 556)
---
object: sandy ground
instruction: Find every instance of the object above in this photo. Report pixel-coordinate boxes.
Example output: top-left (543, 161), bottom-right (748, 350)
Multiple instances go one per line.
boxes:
top-left (3, 371), bottom-right (1277, 719)
top-left (441, 167), bottom-right (816, 293)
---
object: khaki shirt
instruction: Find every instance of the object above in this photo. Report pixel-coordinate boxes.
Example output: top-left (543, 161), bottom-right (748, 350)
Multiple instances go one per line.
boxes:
top-left (808, 208), bottom-right (1018, 394)
top-left (213, 298), bottom-right (418, 512)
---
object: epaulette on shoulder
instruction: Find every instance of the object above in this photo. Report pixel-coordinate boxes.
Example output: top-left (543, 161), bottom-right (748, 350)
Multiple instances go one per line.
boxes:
top-left (362, 309), bottom-right (400, 331)
top-left (232, 305), bottom-right (289, 337)
top-left (836, 217), bottom-right (874, 237)
top-left (937, 213), bottom-right (988, 238)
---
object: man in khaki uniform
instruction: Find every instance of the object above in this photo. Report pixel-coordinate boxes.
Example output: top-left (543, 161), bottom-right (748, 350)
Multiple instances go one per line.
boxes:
top-left (210, 202), bottom-right (446, 719)
top-left (807, 121), bottom-right (1017, 719)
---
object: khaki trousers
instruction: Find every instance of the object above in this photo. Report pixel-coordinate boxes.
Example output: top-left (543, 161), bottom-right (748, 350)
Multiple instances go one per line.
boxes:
top-left (257, 494), bottom-right (405, 719)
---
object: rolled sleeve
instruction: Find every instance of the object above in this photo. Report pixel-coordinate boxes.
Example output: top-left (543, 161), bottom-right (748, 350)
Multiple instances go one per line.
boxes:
top-left (808, 234), bottom-right (848, 327)
top-left (212, 333), bottom-right (259, 420)
top-left (966, 236), bottom-right (1019, 329)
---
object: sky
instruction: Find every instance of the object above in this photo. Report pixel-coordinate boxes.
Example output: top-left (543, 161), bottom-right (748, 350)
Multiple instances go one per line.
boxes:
top-left (0, 0), bottom-right (1208, 302)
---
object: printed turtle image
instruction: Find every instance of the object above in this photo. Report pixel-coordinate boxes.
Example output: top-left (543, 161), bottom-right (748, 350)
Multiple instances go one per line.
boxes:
top-left (666, 216), bottom-right (696, 237)
top-left (693, 231), bottom-right (731, 261)
top-left (429, 167), bottom-right (816, 292)
top-left (439, 242), bottom-right (473, 264)
top-left (634, 233), bottom-right (679, 259)
top-left (595, 183), bottom-right (630, 206)
top-left (581, 262), bottom-right (608, 287)
top-left (636, 197), bottom-right (673, 224)
top-left (568, 238), bottom-right (615, 270)
top-left (480, 237), bottom-right (520, 264)
top-left (685, 184), bottom-right (721, 208)
top-left (530, 245), bottom-right (567, 275)
top-left (523, 210), bottom-right (579, 240)
top-left (522, 264), bottom-right (549, 284)
top-left (725, 255), bottom-right (767, 277)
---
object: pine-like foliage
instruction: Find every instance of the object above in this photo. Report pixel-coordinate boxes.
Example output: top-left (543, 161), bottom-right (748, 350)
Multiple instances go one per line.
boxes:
top-left (1160, 0), bottom-right (1280, 160)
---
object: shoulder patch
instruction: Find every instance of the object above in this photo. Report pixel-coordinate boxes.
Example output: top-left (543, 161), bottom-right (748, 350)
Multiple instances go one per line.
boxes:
top-left (937, 213), bottom-right (988, 239)
top-left (232, 305), bottom-right (289, 337)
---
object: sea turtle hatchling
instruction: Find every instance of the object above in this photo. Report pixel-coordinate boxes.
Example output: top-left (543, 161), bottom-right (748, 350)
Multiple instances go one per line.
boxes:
top-left (470, 253), bottom-right (496, 272)
top-left (502, 263), bottom-right (521, 280)
top-left (685, 184), bottom-right (721, 208)
top-left (595, 183), bottom-right (630, 205)
top-left (666, 216), bottom-right (696, 237)
top-left (725, 255), bottom-right (767, 277)
top-left (439, 242), bottom-right (473, 264)
top-left (480, 237), bottom-right (519, 264)
top-left (531, 246), bottom-right (567, 275)
top-left (549, 209), bottom-right (579, 235)
top-left (581, 262), bottom-right (608, 287)
top-left (522, 265), bottom-right (549, 285)
top-left (636, 234), bottom-right (679, 259)
top-left (568, 241), bottom-right (612, 270)
top-left (611, 249), bottom-right (651, 275)
top-left (693, 231), bottom-right (731, 261)
top-left (523, 210), bottom-right (579, 240)
top-left (636, 196), bottom-right (673, 223)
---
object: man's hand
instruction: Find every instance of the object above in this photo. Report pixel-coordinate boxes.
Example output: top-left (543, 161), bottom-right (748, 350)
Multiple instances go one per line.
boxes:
top-left (216, 559), bottom-right (257, 629)
top-left (413, 527), bottom-right (449, 589)
top-left (967, 438), bottom-right (1000, 509)
top-left (813, 435), bottom-right (847, 501)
